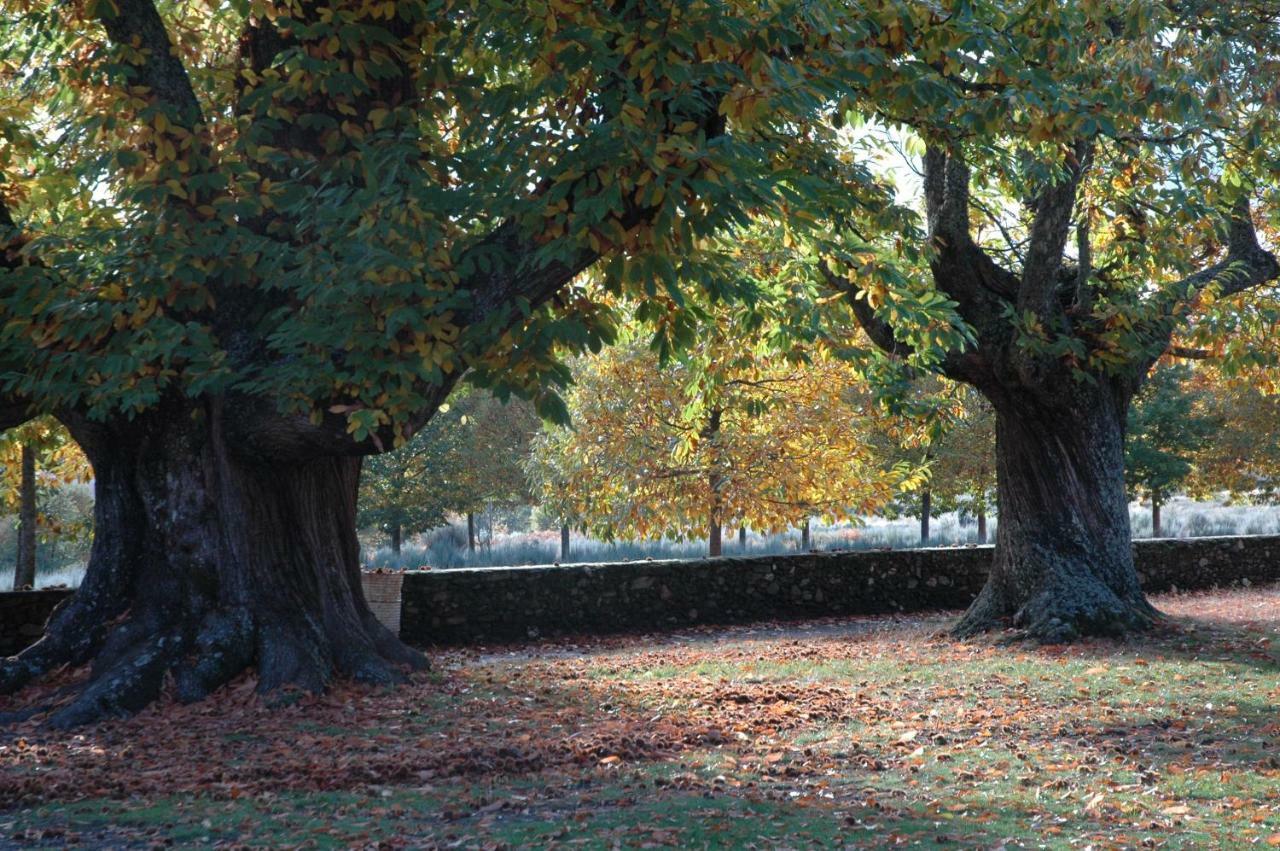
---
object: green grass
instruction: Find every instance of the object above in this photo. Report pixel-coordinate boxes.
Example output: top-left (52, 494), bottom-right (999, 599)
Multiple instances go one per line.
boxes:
top-left (5, 587), bottom-right (1280, 848)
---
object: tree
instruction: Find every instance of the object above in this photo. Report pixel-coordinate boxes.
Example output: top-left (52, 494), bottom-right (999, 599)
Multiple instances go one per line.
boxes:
top-left (358, 390), bottom-right (535, 555)
top-left (0, 0), bottom-right (910, 723)
top-left (823, 5), bottom-right (1280, 640)
top-left (358, 418), bottom-right (458, 556)
top-left (0, 419), bottom-right (90, 589)
top-left (529, 312), bottom-right (911, 555)
top-left (925, 390), bottom-right (996, 544)
top-left (1177, 358), bottom-right (1280, 504)
top-left (1125, 365), bottom-right (1216, 537)
top-left (446, 392), bottom-right (540, 551)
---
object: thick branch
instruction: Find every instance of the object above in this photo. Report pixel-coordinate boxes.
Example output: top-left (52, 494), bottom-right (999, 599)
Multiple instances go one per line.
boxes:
top-left (97, 0), bottom-right (205, 127)
top-left (1018, 140), bottom-right (1092, 320)
top-left (818, 262), bottom-right (910, 357)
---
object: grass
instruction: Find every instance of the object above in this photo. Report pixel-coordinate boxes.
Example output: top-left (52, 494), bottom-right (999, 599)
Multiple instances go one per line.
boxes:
top-left (4, 584), bottom-right (1280, 847)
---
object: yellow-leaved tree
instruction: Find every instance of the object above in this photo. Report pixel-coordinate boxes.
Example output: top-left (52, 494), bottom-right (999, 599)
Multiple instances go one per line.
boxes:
top-left (529, 317), bottom-right (917, 556)
top-left (0, 418), bottom-right (91, 589)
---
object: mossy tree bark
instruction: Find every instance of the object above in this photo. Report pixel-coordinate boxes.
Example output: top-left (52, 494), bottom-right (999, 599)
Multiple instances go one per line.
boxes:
top-left (1, 402), bottom-right (425, 729)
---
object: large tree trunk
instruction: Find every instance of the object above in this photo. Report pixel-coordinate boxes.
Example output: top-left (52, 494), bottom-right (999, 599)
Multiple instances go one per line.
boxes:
top-left (800, 518), bottom-right (811, 551)
top-left (738, 525), bottom-right (747, 550)
top-left (390, 523), bottom-right (402, 555)
top-left (13, 444), bottom-right (36, 591)
top-left (560, 523), bottom-right (570, 561)
top-left (976, 508), bottom-right (987, 545)
top-left (954, 385), bottom-right (1157, 643)
top-left (0, 402), bottom-right (424, 728)
top-left (1151, 494), bottom-right (1162, 539)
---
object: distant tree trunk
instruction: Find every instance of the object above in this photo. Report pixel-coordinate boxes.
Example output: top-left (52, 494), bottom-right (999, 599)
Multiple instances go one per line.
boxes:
top-left (919, 490), bottom-right (931, 544)
top-left (1151, 494), bottom-right (1162, 539)
top-left (560, 523), bottom-right (570, 561)
top-left (704, 408), bottom-right (724, 558)
top-left (976, 508), bottom-right (988, 545)
top-left (738, 525), bottom-right (747, 550)
top-left (466, 512), bottom-right (476, 552)
top-left (801, 518), bottom-right (811, 551)
top-left (13, 443), bottom-right (36, 591)
top-left (954, 386), bottom-right (1156, 642)
top-left (390, 523), bottom-right (402, 555)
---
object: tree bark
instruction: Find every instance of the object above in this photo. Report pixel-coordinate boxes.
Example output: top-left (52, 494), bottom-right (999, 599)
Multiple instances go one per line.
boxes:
top-left (976, 508), bottom-right (987, 545)
top-left (390, 523), bottom-right (402, 555)
top-left (919, 490), bottom-right (931, 544)
top-left (1151, 494), bottom-right (1162, 539)
top-left (0, 401), bottom-right (425, 728)
top-left (560, 523), bottom-right (570, 561)
top-left (954, 385), bottom-right (1157, 643)
top-left (13, 443), bottom-right (36, 591)
top-left (466, 512), bottom-right (476, 552)
top-left (738, 525), bottom-right (747, 550)
top-left (708, 518), bottom-right (722, 557)
top-left (800, 518), bottom-right (811, 551)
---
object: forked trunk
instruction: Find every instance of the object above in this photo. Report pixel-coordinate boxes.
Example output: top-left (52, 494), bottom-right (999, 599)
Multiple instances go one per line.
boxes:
top-left (13, 444), bottom-right (36, 591)
top-left (1, 401), bottom-right (424, 728)
top-left (954, 385), bottom-right (1157, 642)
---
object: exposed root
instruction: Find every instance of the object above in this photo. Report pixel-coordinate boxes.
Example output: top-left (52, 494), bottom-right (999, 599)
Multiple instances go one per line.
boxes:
top-left (47, 632), bottom-right (180, 730)
top-left (953, 576), bottom-right (1160, 644)
top-left (173, 610), bottom-right (256, 703)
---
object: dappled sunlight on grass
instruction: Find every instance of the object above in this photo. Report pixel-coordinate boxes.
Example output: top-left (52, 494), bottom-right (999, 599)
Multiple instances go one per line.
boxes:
top-left (3, 585), bottom-right (1280, 846)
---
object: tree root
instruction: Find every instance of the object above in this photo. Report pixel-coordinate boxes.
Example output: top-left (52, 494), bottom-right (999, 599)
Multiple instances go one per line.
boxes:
top-left (953, 576), bottom-right (1160, 644)
top-left (3, 603), bottom-right (428, 729)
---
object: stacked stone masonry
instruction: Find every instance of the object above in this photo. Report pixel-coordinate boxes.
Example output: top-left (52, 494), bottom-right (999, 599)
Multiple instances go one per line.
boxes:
top-left (400, 534), bottom-right (1280, 645)
top-left (3, 535), bottom-right (1279, 656)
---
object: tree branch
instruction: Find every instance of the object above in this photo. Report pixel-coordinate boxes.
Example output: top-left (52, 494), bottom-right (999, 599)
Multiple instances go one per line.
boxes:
top-left (97, 0), bottom-right (205, 127)
top-left (1018, 140), bottom-right (1092, 321)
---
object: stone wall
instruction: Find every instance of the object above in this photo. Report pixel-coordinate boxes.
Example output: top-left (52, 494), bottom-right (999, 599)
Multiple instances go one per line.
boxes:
top-left (4, 536), bottom-right (1279, 656)
top-left (401, 534), bottom-right (1280, 645)
top-left (0, 590), bottom-right (72, 657)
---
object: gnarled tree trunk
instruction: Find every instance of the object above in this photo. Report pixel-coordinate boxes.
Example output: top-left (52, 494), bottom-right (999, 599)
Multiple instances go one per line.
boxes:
top-left (0, 401), bottom-right (424, 728)
top-left (954, 383), bottom-right (1156, 643)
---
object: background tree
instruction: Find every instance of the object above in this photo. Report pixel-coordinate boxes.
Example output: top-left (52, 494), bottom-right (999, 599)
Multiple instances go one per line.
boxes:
top-left (1125, 365), bottom-right (1217, 537)
top-left (0, 419), bottom-right (91, 589)
top-left (822, 3), bottom-right (1280, 640)
top-left (0, 0), bottom-right (919, 724)
top-left (533, 308), bottom-right (913, 555)
top-left (357, 391), bottom-right (535, 555)
top-left (924, 390), bottom-right (996, 544)
top-left (357, 417), bottom-right (459, 556)
top-left (446, 392), bottom-right (540, 552)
